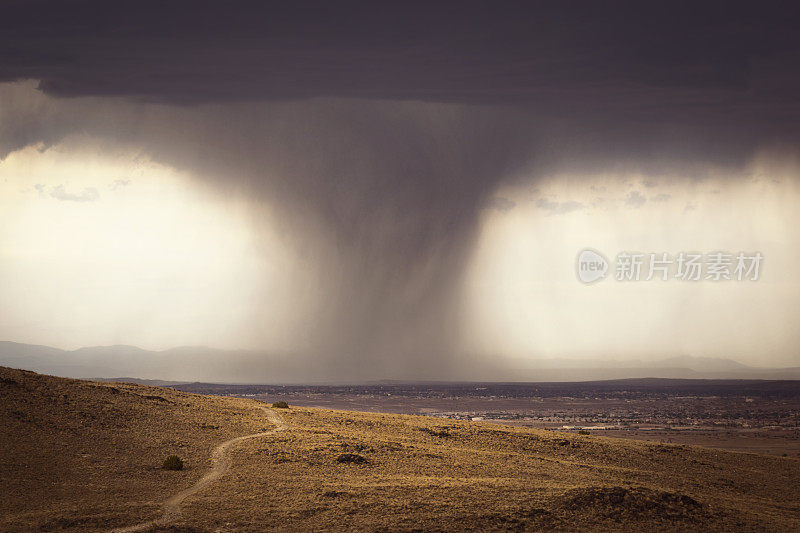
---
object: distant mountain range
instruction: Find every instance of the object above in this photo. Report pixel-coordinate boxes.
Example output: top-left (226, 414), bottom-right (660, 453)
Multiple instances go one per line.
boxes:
top-left (1, 340), bottom-right (799, 383)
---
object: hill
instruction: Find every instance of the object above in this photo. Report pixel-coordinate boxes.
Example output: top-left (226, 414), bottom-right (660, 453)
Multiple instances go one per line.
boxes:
top-left (0, 366), bottom-right (271, 531)
top-left (1, 366), bottom-right (799, 531)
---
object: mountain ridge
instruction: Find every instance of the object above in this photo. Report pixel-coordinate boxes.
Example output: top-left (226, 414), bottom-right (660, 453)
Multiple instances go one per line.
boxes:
top-left (2, 340), bottom-right (799, 383)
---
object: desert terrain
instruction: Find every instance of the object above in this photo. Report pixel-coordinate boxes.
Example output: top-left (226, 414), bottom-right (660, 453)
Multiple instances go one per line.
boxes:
top-left (177, 380), bottom-right (800, 458)
top-left (2, 366), bottom-right (800, 531)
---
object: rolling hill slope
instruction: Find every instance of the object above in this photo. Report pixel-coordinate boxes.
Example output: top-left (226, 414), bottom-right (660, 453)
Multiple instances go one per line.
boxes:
top-left (1, 366), bottom-right (799, 531)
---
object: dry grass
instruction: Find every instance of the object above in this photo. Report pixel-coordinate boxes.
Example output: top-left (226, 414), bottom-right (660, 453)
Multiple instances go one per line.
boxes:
top-left (183, 407), bottom-right (800, 532)
top-left (2, 366), bottom-right (800, 531)
top-left (0, 367), bottom-right (271, 531)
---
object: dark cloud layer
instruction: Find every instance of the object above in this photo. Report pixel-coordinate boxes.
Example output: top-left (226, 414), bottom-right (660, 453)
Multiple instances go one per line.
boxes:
top-left (2, 1), bottom-right (799, 108)
top-left (3, 2), bottom-right (800, 378)
top-left (4, 1), bottom-right (800, 162)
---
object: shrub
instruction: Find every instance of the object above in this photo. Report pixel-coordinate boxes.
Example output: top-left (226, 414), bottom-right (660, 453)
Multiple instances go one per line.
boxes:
top-left (336, 453), bottom-right (367, 464)
top-left (578, 430), bottom-right (591, 436)
top-left (271, 401), bottom-right (289, 408)
top-left (162, 455), bottom-right (184, 470)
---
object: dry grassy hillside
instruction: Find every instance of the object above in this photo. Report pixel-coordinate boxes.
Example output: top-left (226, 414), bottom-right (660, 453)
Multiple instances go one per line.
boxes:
top-left (0, 366), bottom-right (271, 531)
top-left (2, 366), bottom-right (800, 532)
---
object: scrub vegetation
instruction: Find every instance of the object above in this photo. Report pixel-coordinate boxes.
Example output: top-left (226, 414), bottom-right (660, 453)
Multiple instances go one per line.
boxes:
top-left (2, 366), bottom-right (799, 532)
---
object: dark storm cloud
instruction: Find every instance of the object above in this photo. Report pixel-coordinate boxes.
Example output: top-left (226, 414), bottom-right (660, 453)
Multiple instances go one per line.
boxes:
top-left (0, 89), bottom-right (540, 377)
top-left (3, 2), bottom-right (800, 378)
top-left (1, 1), bottom-right (799, 110)
top-left (3, 1), bottom-right (800, 164)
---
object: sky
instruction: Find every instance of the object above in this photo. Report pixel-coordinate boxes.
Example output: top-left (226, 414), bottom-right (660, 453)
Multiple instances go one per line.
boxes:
top-left (1, 2), bottom-right (800, 379)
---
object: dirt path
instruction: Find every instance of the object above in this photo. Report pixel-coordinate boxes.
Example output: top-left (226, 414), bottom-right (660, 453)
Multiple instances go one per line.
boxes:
top-left (112, 404), bottom-right (288, 532)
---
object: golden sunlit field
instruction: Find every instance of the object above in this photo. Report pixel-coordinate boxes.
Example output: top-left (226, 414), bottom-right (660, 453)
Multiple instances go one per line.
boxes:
top-left (0, 367), bottom-right (271, 531)
top-left (2, 366), bottom-right (800, 532)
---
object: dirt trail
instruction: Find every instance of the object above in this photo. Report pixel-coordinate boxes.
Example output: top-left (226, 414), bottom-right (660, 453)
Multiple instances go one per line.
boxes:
top-left (112, 404), bottom-right (288, 532)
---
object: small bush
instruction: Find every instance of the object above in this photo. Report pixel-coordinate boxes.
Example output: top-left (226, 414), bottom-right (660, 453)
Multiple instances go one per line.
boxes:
top-left (271, 401), bottom-right (289, 408)
top-left (578, 430), bottom-right (591, 435)
top-left (336, 453), bottom-right (367, 464)
top-left (162, 455), bottom-right (184, 470)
